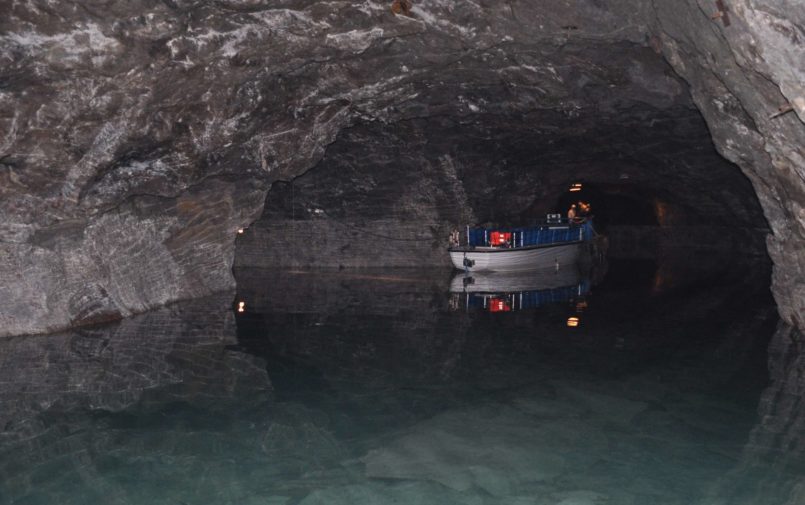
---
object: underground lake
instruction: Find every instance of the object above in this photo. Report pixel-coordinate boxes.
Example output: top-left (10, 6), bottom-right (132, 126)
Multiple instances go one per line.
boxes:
top-left (1, 1), bottom-right (803, 504)
top-left (2, 257), bottom-right (803, 504)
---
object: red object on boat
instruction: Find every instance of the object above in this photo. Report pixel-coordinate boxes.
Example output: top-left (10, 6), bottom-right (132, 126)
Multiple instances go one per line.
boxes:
top-left (490, 231), bottom-right (512, 246)
top-left (488, 298), bottom-right (511, 312)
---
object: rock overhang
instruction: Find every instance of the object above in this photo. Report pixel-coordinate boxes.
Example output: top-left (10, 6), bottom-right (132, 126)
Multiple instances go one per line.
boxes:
top-left (0, 0), bottom-right (802, 336)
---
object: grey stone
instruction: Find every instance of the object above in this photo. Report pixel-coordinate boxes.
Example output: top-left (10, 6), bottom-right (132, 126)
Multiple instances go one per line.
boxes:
top-left (0, 0), bottom-right (802, 335)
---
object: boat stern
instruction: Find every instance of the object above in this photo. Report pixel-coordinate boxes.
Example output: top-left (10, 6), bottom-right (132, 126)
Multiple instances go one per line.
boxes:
top-left (449, 250), bottom-right (471, 270)
top-left (449, 249), bottom-right (492, 272)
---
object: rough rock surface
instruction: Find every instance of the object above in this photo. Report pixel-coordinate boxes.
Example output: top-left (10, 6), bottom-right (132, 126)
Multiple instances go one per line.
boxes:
top-left (648, 0), bottom-right (805, 346)
top-left (0, 0), bottom-right (802, 335)
top-left (235, 111), bottom-right (768, 268)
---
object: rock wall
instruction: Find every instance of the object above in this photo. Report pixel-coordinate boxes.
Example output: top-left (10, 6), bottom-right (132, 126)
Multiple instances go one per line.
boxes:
top-left (606, 224), bottom-right (769, 259)
top-left (1, 178), bottom-right (265, 336)
top-left (648, 0), bottom-right (805, 327)
top-left (1, 0), bottom-right (802, 335)
top-left (235, 113), bottom-right (768, 268)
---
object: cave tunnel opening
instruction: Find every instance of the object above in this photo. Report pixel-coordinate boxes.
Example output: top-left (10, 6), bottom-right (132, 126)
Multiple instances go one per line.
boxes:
top-left (228, 36), bottom-right (777, 398)
top-left (234, 110), bottom-right (771, 275)
top-left (230, 38), bottom-right (772, 275)
top-left (552, 182), bottom-right (660, 231)
top-left (228, 84), bottom-right (783, 501)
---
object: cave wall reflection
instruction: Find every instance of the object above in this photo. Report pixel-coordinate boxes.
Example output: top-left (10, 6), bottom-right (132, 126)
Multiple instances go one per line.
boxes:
top-left (1, 258), bottom-right (802, 504)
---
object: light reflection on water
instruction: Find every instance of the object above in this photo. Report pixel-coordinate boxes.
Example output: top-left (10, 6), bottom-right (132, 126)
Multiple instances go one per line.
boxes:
top-left (1, 260), bottom-right (802, 505)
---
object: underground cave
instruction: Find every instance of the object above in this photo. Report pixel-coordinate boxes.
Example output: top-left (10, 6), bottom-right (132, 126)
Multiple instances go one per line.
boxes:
top-left (0, 0), bottom-right (803, 504)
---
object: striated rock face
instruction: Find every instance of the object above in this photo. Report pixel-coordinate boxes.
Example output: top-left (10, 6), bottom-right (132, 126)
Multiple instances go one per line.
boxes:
top-left (0, 0), bottom-right (802, 336)
top-left (235, 109), bottom-right (769, 268)
top-left (648, 0), bottom-right (805, 349)
top-left (2, 179), bottom-right (265, 336)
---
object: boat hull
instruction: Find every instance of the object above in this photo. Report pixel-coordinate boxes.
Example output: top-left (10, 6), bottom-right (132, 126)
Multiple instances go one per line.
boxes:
top-left (449, 266), bottom-right (581, 293)
top-left (449, 242), bottom-right (582, 272)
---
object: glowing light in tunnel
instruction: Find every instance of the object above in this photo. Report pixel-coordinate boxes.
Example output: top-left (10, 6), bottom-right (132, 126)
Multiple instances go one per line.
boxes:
top-left (237, 228), bottom-right (245, 234)
top-left (569, 183), bottom-right (583, 192)
top-left (567, 316), bottom-right (580, 327)
top-left (237, 301), bottom-right (246, 313)
top-left (654, 200), bottom-right (670, 226)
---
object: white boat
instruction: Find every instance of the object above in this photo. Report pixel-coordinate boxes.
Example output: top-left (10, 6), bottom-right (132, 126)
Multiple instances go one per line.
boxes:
top-left (449, 242), bottom-right (582, 272)
top-left (448, 218), bottom-right (595, 273)
top-left (449, 266), bottom-right (581, 293)
top-left (448, 266), bottom-right (591, 313)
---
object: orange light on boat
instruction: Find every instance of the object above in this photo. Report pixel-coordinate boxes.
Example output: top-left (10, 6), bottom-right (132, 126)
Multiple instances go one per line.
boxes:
top-left (569, 183), bottom-right (583, 192)
top-left (489, 298), bottom-right (511, 312)
top-left (237, 301), bottom-right (246, 313)
top-left (490, 231), bottom-right (512, 246)
top-left (567, 316), bottom-right (580, 327)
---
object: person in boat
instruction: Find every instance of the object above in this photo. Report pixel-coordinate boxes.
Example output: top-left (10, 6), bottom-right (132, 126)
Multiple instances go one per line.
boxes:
top-left (449, 229), bottom-right (460, 246)
top-left (567, 204), bottom-right (577, 221)
top-left (572, 202), bottom-right (591, 224)
top-left (577, 201), bottom-right (591, 216)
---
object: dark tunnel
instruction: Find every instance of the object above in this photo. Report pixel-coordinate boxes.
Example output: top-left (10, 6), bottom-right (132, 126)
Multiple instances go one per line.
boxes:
top-left (234, 102), bottom-right (770, 271)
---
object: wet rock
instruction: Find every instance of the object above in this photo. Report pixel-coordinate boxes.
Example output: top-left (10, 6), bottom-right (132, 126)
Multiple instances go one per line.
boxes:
top-left (361, 404), bottom-right (569, 492)
top-left (0, 293), bottom-right (270, 439)
top-left (0, 293), bottom-right (274, 504)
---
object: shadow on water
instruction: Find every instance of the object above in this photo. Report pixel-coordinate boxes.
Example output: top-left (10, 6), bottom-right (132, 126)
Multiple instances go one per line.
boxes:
top-left (2, 257), bottom-right (803, 504)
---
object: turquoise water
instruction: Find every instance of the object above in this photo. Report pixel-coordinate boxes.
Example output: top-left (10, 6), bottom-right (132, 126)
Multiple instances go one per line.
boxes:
top-left (1, 260), bottom-right (802, 504)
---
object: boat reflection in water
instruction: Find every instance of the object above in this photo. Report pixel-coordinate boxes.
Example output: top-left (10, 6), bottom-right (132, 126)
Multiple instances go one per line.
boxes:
top-left (449, 266), bottom-right (591, 313)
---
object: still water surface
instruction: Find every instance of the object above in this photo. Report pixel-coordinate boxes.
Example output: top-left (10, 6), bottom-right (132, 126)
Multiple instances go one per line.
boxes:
top-left (1, 260), bottom-right (801, 504)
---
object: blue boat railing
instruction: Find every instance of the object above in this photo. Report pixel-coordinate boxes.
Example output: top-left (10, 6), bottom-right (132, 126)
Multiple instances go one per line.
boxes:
top-left (465, 219), bottom-right (594, 248)
top-left (465, 280), bottom-right (591, 310)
